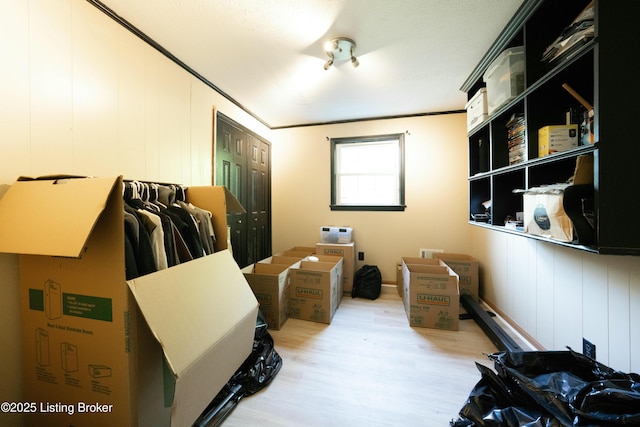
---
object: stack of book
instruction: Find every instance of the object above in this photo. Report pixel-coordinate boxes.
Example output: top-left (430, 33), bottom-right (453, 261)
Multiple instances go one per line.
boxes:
top-left (507, 113), bottom-right (526, 165)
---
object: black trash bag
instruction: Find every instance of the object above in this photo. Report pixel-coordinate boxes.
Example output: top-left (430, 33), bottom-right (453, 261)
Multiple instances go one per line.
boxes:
top-left (194, 310), bottom-right (283, 427)
top-left (351, 265), bottom-right (382, 300)
top-left (454, 362), bottom-right (553, 427)
top-left (452, 349), bottom-right (640, 427)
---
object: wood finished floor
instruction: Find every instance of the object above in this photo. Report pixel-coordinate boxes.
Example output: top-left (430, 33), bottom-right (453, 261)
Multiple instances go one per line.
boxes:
top-left (221, 286), bottom-right (511, 427)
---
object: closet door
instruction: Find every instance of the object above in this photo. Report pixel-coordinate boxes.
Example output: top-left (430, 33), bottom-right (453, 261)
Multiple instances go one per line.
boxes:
top-left (215, 113), bottom-right (271, 267)
top-left (215, 116), bottom-right (248, 265)
top-left (247, 135), bottom-right (271, 265)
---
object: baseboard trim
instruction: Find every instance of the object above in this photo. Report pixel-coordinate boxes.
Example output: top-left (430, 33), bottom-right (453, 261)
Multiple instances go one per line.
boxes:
top-left (480, 298), bottom-right (545, 351)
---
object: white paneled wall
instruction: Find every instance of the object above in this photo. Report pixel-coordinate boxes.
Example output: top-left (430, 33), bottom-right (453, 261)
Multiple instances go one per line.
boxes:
top-left (0, 0), bottom-right (222, 184)
top-left (0, 1), bottom-right (269, 424)
top-left (472, 227), bottom-right (640, 372)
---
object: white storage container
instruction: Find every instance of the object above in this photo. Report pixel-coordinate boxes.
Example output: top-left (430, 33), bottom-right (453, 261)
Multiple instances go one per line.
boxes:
top-left (483, 46), bottom-right (525, 114)
top-left (320, 226), bottom-right (353, 244)
top-left (465, 88), bottom-right (488, 132)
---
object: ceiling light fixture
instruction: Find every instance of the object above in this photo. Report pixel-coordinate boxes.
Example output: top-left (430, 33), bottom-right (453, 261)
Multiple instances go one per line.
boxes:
top-left (323, 37), bottom-right (359, 70)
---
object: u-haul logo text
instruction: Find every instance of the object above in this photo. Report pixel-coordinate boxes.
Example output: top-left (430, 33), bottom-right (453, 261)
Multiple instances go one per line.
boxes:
top-left (417, 294), bottom-right (450, 306)
top-left (295, 287), bottom-right (322, 299)
top-left (324, 249), bottom-right (344, 256)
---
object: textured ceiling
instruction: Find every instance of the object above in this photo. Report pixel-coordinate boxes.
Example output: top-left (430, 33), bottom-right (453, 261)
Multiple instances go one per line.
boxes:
top-left (97, 0), bottom-right (524, 128)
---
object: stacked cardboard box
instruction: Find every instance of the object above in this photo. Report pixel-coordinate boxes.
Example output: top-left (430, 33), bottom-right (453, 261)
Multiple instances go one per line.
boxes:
top-left (316, 242), bottom-right (356, 293)
top-left (401, 257), bottom-right (460, 330)
top-left (0, 176), bottom-right (258, 427)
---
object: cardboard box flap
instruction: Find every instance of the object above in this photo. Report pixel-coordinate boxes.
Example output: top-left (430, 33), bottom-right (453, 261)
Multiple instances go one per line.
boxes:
top-left (127, 250), bottom-right (257, 378)
top-left (253, 263), bottom-right (290, 275)
top-left (0, 176), bottom-right (120, 257)
top-left (127, 250), bottom-right (258, 425)
top-left (187, 185), bottom-right (246, 214)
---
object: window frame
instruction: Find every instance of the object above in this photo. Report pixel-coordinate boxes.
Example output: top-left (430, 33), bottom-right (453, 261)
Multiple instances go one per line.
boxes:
top-left (330, 133), bottom-right (406, 211)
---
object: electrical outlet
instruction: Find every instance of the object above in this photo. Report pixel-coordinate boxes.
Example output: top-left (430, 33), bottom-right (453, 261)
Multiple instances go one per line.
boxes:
top-left (583, 338), bottom-right (596, 359)
top-left (358, 252), bottom-right (364, 261)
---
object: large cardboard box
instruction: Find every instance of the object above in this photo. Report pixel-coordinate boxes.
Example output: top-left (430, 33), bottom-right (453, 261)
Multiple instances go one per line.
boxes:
top-left (523, 187), bottom-right (573, 242)
top-left (0, 176), bottom-right (258, 427)
top-left (288, 259), bottom-right (343, 324)
top-left (401, 260), bottom-right (459, 330)
top-left (315, 242), bottom-right (356, 293)
top-left (398, 257), bottom-right (443, 299)
top-left (242, 257), bottom-right (302, 330)
top-left (434, 253), bottom-right (479, 301)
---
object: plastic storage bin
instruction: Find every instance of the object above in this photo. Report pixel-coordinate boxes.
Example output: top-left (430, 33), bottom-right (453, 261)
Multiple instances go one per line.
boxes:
top-left (483, 46), bottom-right (525, 114)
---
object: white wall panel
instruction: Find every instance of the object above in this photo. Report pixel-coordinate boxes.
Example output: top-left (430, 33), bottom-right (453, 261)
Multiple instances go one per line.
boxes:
top-left (582, 252), bottom-right (609, 365)
top-left (117, 27), bottom-right (147, 180)
top-left (509, 234), bottom-right (529, 327)
top-left (189, 78), bottom-right (215, 185)
top-left (524, 237), bottom-right (538, 336)
top-left (29, 0), bottom-right (74, 176)
top-left (607, 256), bottom-right (631, 371)
top-left (490, 232), bottom-right (509, 310)
top-left (553, 248), bottom-right (583, 351)
top-left (71, 0), bottom-right (118, 177)
top-left (144, 46), bottom-right (161, 180)
top-left (156, 59), bottom-right (188, 183)
top-left (534, 242), bottom-right (555, 349)
top-left (1, 0), bottom-right (31, 182)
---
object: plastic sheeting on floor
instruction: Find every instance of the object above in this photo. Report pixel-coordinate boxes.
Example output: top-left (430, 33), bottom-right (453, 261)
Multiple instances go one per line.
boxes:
top-left (451, 349), bottom-right (640, 426)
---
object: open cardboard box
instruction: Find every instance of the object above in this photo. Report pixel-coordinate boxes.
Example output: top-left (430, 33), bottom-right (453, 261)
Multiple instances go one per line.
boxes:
top-left (434, 253), bottom-right (480, 301)
top-left (401, 259), bottom-right (460, 331)
top-left (242, 256), bottom-right (303, 330)
top-left (288, 258), bottom-right (343, 324)
top-left (0, 176), bottom-right (258, 426)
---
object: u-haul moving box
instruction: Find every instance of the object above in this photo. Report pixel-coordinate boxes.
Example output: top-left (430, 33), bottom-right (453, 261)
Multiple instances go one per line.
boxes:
top-left (288, 258), bottom-right (343, 324)
top-left (242, 256), bottom-right (303, 330)
top-left (399, 257), bottom-right (445, 305)
top-left (315, 242), bottom-right (356, 293)
top-left (434, 253), bottom-right (479, 301)
top-left (0, 176), bottom-right (258, 427)
top-left (401, 259), bottom-right (459, 331)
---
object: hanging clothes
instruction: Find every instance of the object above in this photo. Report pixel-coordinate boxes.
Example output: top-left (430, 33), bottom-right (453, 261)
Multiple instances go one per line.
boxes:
top-left (123, 180), bottom-right (216, 280)
top-left (124, 204), bottom-right (157, 280)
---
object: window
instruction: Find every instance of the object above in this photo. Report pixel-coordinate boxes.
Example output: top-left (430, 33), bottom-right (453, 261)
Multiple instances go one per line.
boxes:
top-left (330, 134), bottom-right (405, 211)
